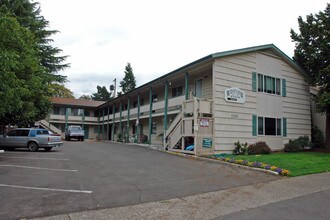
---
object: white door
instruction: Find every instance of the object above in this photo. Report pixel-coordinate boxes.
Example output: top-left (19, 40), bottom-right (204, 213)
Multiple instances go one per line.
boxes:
top-left (195, 79), bottom-right (202, 98)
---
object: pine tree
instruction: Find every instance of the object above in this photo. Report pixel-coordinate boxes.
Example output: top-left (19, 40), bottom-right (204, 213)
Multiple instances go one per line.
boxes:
top-left (0, 0), bottom-right (69, 83)
top-left (119, 63), bottom-right (137, 94)
top-left (92, 86), bottom-right (110, 101)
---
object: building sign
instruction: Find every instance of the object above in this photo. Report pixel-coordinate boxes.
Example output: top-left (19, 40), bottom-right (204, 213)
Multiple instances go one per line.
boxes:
top-left (203, 138), bottom-right (212, 148)
top-left (200, 119), bottom-right (209, 127)
top-left (224, 87), bottom-right (246, 104)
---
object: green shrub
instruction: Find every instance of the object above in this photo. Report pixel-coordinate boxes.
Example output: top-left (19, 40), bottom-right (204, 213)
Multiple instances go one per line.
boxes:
top-left (284, 136), bottom-right (312, 152)
top-left (312, 126), bottom-right (325, 148)
top-left (296, 135), bottom-right (311, 148)
top-left (233, 140), bottom-right (248, 155)
top-left (283, 139), bottom-right (302, 152)
top-left (247, 141), bottom-right (271, 155)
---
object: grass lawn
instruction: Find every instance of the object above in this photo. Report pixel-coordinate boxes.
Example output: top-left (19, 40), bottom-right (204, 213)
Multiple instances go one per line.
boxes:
top-left (215, 152), bottom-right (330, 177)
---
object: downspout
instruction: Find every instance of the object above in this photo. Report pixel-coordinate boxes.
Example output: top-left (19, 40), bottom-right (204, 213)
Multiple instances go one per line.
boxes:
top-left (185, 72), bottom-right (189, 100)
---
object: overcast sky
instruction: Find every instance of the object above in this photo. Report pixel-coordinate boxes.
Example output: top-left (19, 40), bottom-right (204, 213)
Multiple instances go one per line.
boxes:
top-left (37, 0), bottom-right (328, 98)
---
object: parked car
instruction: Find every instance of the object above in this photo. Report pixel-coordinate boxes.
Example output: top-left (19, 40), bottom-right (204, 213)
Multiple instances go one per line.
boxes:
top-left (65, 125), bottom-right (85, 141)
top-left (0, 128), bottom-right (63, 152)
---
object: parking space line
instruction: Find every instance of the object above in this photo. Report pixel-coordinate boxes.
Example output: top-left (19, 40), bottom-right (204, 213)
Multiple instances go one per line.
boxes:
top-left (4, 152), bottom-right (65, 155)
top-left (0, 184), bottom-right (92, 193)
top-left (0, 165), bottom-right (77, 172)
top-left (0, 156), bottom-right (69, 161)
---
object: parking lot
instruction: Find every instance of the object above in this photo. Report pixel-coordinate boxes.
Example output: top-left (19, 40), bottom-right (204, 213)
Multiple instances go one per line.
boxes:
top-left (0, 141), bottom-right (279, 220)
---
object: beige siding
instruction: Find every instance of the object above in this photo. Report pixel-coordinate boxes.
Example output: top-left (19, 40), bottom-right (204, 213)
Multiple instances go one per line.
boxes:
top-left (213, 52), bottom-right (257, 152)
top-left (213, 51), bottom-right (311, 153)
top-left (282, 62), bottom-right (311, 141)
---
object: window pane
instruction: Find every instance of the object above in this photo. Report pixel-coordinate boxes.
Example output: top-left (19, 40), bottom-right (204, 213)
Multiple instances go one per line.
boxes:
top-left (272, 77), bottom-right (276, 94)
top-left (258, 117), bottom-right (264, 135)
top-left (277, 118), bottom-right (282, 135)
top-left (265, 117), bottom-right (276, 135)
top-left (258, 74), bottom-right (263, 92)
top-left (276, 78), bottom-right (281, 95)
top-left (172, 88), bottom-right (177, 97)
top-left (177, 86), bottom-right (183, 96)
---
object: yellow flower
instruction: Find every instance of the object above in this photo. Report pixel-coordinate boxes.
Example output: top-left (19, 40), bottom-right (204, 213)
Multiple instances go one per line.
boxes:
top-left (235, 159), bottom-right (243, 164)
top-left (281, 169), bottom-right (290, 176)
top-left (270, 166), bottom-right (277, 171)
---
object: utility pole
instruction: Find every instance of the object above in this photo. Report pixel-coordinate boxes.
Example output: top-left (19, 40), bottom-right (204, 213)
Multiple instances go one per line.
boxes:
top-left (110, 78), bottom-right (117, 99)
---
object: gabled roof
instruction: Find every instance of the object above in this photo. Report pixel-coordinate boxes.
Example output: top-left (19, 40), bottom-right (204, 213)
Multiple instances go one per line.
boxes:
top-left (210, 44), bottom-right (308, 78)
top-left (52, 97), bottom-right (105, 108)
top-left (99, 44), bottom-right (308, 108)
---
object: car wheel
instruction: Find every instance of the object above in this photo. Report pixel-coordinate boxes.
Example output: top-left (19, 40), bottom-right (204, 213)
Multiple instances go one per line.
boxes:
top-left (28, 142), bottom-right (39, 152)
top-left (81, 137), bottom-right (84, 141)
top-left (44, 147), bottom-right (52, 152)
top-left (68, 137), bottom-right (71, 141)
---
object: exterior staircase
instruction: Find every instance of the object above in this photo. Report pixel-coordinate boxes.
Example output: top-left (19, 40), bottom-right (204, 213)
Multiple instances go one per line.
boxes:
top-left (164, 97), bottom-right (214, 155)
top-left (39, 120), bottom-right (62, 135)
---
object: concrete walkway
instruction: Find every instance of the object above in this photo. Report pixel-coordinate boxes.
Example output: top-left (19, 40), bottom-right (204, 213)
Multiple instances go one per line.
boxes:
top-left (32, 171), bottom-right (330, 220)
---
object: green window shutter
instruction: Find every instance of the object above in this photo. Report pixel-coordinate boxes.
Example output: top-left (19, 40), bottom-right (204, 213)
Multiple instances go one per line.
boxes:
top-left (252, 114), bottom-right (257, 136)
top-left (282, 79), bottom-right (286, 97)
top-left (283, 117), bottom-right (287, 137)
top-left (252, 72), bottom-right (257, 92)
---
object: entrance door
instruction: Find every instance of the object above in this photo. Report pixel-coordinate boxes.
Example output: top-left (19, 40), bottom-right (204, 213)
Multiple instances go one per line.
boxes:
top-left (84, 126), bottom-right (89, 139)
top-left (195, 79), bottom-right (202, 98)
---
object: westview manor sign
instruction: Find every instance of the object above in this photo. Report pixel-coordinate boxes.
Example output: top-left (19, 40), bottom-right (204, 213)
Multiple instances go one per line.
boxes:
top-left (224, 87), bottom-right (246, 104)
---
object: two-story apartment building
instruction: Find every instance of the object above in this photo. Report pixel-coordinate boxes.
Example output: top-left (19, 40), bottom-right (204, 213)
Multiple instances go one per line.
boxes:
top-left (45, 44), bottom-right (315, 155)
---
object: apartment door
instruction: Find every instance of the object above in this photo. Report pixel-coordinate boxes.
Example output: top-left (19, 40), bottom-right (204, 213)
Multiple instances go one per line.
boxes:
top-left (195, 79), bottom-right (202, 98)
top-left (84, 126), bottom-right (89, 139)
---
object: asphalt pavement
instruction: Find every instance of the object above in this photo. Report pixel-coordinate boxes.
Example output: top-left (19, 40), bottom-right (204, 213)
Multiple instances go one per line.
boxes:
top-left (33, 172), bottom-right (330, 220)
top-left (0, 140), bottom-right (278, 220)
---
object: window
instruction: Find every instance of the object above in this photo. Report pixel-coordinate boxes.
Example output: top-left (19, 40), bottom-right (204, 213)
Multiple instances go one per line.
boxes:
top-left (257, 74), bottom-right (263, 92)
top-left (152, 94), bottom-right (158, 102)
top-left (257, 116), bottom-right (282, 136)
top-left (276, 78), bottom-right (281, 95)
top-left (257, 74), bottom-right (281, 95)
top-left (36, 130), bottom-right (49, 135)
top-left (172, 86), bottom-right (183, 98)
top-left (258, 117), bottom-right (264, 135)
top-left (276, 118), bottom-right (282, 135)
top-left (265, 118), bottom-right (276, 135)
top-left (53, 107), bottom-right (60, 115)
top-left (84, 110), bottom-right (90, 116)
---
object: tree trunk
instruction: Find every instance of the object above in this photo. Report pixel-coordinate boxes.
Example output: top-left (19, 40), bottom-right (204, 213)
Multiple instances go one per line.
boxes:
top-left (326, 106), bottom-right (330, 149)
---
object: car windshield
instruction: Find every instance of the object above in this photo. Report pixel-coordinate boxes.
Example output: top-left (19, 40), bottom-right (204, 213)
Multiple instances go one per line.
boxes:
top-left (70, 127), bottom-right (81, 131)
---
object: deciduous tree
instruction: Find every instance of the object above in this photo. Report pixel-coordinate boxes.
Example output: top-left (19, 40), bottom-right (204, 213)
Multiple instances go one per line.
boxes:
top-left (290, 4), bottom-right (330, 113)
top-left (0, 15), bottom-right (50, 126)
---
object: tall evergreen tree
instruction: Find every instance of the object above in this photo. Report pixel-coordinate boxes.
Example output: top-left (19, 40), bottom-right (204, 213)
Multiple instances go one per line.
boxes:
top-left (0, 0), bottom-right (69, 83)
top-left (119, 63), bottom-right (137, 94)
top-left (92, 86), bottom-right (110, 101)
top-left (290, 4), bottom-right (330, 113)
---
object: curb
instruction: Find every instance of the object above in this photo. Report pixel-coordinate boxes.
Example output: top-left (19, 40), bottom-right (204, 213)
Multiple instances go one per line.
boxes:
top-left (103, 141), bottom-right (280, 176)
top-left (165, 151), bottom-right (280, 176)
